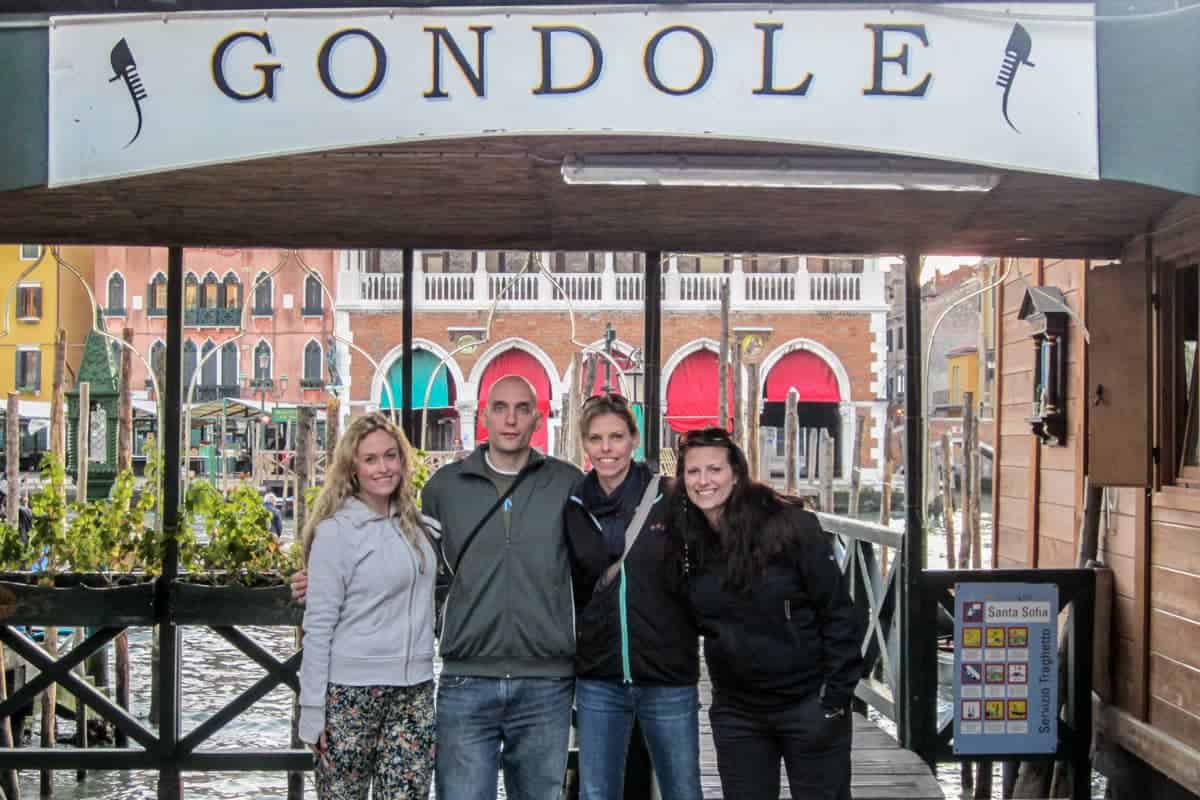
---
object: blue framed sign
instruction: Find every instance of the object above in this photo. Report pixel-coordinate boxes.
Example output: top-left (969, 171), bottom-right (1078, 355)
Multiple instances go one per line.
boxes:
top-left (953, 582), bottom-right (1058, 755)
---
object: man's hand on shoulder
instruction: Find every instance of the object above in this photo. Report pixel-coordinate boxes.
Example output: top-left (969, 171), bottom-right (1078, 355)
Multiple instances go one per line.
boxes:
top-left (291, 570), bottom-right (308, 604)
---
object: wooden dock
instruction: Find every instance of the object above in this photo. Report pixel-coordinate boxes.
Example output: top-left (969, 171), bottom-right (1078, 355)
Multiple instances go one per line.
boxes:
top-left (698, 680), bottom-right (943, 800)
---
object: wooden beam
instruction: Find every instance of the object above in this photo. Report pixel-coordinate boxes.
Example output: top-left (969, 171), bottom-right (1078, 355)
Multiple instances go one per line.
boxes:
top-left (1133, 488), bottom-right (1150, 721)
top-left (1098, 698), bottom-right (1200, 798)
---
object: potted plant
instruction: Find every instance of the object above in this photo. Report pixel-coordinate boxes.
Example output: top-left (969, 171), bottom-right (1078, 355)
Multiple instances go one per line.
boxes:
top-left (171, 481), bottom-right (303, 626)
top-left (0, 455), bottom-right (158, 628)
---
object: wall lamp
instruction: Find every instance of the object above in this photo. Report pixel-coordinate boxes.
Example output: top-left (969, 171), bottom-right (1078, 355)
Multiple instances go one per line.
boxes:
top-left (561, 154), bottom-right (1001, 192)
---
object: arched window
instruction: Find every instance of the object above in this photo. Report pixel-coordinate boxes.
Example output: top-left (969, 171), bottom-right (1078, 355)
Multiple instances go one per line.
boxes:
top-left (254, 340), bottom-right (272, 382)
top-left (253, 272), bottom-right (272, 315)
top-left (109, 340), bottom-right (122, 371)
top-left (303, 275), bottom-right (323, 315)
top-left (201, 340), bottom-right (217, 386)
top-left (303, 340), bottom-right (323, 384)
top-left (221, 273), bottom-right (241, 310)
top-left (107, 273), bottom-right (125, 314)
top-left (201, 273), bottom-right (219, 309)
top-left (184, 274), bottom-right (199, 310)
top-left (221, 341), bottom-right (238, 387)
top-left (148, 273), bottom-right (168, 315)
top-left (183, 340), bottom-right (197, 389)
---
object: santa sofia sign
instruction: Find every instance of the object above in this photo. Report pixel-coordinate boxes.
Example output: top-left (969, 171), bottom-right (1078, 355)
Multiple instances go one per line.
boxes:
top-left (48, 4), bottom-right (1097, 187)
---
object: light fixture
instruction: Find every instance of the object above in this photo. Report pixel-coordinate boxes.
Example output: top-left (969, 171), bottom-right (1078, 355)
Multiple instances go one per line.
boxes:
top-left (561, 154), bottom-right (1000, 192)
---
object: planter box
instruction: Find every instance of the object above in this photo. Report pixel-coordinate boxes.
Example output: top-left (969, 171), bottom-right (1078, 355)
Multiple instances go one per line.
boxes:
top-left (171, 577), bottom-right (301, 626)
top-left (0, 574), bottom-right (156, 627)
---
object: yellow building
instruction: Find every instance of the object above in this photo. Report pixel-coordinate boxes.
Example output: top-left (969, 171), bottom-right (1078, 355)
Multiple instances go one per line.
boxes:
top-left (946, 344), bottom-right (981, 408)
top-left (0, 244), bottom-right (96, 403)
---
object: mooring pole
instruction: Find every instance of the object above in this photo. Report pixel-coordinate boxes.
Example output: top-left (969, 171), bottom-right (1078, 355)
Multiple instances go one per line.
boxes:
top-left (157, 245), bottom-right (184, 800)
top-left (899, 249), bottom-right (930, 757)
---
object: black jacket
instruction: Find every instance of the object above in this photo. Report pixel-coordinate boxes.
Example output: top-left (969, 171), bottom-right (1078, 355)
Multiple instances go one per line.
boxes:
top-left (564, 469), bottom-right (699, 686)
top-left (686, 506), bottom-right (863, 710)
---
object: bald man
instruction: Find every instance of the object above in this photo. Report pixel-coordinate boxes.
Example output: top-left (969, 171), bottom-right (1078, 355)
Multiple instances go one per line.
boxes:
top-left (421, 375), bottom-right (581, 800)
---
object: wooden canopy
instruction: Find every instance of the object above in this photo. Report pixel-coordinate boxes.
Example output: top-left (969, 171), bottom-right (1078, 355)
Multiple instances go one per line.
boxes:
top-left (0, 136), bottom-right (1181, 257)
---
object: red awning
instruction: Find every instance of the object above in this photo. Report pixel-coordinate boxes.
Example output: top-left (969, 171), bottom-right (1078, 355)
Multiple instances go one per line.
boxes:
top-left (476, 349), bottom-right (552, 452)
top-left (665, 349), bottom-right (734, 433)
top-left (765, 350), bottom-right (841, 403)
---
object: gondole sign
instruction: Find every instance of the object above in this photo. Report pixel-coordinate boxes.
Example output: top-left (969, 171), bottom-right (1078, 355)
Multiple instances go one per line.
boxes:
top-left (953, 582), bottom-right (1059, 755)
top-left (47, 4), bottom-right (1097, 186)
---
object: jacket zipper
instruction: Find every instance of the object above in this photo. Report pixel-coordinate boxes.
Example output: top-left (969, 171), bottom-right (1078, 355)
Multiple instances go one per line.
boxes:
top-left (619, 562), bottom-right (632, 684)
top-left (400, 519), bottom-right (419, 684)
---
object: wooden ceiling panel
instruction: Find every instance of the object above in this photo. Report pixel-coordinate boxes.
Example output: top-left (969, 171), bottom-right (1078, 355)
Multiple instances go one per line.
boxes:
top-left (0, 136), bottom-right (1182, 256)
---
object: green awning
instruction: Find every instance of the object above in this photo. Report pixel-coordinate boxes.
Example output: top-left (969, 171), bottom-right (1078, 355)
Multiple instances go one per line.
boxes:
top-left (380, 349), bottom-right (451, 410)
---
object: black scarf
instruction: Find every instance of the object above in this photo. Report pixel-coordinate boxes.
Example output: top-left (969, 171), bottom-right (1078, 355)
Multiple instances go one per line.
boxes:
top-left (579, 461), bottom-right (653, 561)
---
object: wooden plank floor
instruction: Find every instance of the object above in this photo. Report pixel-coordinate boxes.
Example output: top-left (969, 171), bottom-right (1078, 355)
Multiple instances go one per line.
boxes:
top-left (697, 679), bottom-right (943, 800)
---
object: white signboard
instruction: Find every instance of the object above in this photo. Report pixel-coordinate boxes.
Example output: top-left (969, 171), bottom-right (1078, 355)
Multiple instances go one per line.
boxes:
top-left (48, 4), bottom-right (1098, 186)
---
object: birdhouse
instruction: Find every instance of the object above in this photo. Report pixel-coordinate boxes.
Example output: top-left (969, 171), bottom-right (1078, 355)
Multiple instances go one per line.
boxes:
top-left (67, 330), bottom-right (121, 500)
top-left (1018, 286), bottom-right (1069, 446)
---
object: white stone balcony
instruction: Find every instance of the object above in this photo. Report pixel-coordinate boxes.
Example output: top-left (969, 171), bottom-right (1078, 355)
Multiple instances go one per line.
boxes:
top-left (337, 254), bottom-right (887, 313)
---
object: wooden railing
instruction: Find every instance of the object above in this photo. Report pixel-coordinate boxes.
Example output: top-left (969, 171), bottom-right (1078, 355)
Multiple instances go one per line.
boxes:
top-left (817, 512), bottom-right (902, 722)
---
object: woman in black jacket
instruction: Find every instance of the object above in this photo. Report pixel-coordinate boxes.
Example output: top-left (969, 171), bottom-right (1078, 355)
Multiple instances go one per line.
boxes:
top-left (564, 393), bottom-right (701, 800)
top-left (671, 426), bottom-right (863, 800)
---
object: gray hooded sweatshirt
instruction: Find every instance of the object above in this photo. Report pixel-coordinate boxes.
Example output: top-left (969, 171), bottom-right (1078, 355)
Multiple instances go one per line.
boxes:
top-left (298, 497), bottom-right (437, 744)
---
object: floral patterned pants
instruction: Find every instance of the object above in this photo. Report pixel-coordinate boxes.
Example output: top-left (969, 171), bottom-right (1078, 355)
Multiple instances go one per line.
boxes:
top-left (315, 681), bottom-right (436, 800)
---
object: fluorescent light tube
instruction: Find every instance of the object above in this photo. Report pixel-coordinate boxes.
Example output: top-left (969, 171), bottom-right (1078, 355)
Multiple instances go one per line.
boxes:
top-left (561, 155), bottom-right (1000, 192)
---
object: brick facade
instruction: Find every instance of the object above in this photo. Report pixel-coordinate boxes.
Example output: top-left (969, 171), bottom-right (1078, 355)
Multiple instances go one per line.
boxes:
top-left (345, 307), bottom-right (885, 474)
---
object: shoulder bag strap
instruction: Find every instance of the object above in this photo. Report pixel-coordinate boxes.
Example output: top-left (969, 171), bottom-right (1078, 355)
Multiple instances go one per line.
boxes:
top-left (450, 467), bottom-right (534, 575)
top-left (602, 474), bottom-right (661, 585)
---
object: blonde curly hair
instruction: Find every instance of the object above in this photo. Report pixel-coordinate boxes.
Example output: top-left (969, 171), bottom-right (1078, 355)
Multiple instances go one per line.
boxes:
top-left (302, 412), bottom-right (426, 567)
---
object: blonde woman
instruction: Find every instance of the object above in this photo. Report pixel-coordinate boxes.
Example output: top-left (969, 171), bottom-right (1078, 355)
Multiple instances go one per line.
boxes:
top-left (298, 412), bottom-right (438, 800)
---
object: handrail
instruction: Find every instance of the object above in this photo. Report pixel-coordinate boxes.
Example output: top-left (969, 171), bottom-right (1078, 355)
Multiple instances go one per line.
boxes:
top-left (817, 511), bottom-right (904, 549)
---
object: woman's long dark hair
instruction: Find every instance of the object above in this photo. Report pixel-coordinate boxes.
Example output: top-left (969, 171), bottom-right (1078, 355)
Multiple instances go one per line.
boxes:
top-left (669, 427), bottom-right (811, 593)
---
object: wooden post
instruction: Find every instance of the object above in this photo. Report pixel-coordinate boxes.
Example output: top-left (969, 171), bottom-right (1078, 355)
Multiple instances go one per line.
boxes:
top-left (879, 410), bottom-right (894, 572)
top-left (6, 393), bottom-right (18, 527)
top-left (326, 396), bottom-right (340, 459)
top-left (746, 362), bottom-right (761, 481)
top-left (850, 412), bottom-right (865, 517)
top-left (42, 329), bottom-right (66, 798)
top-left (819, 429), bottom-right (835, 512)
top-left (582, 353), bottom-right (598, 400)
top-left (732, 343), bottom-right (743, 445)
top-left (1, 394), bottom-right (17, 799)
top-left (50, 329), bottom-right (66, 468)
top-left (567, 352), bottom-right (583, 466)
top-left (961, 392), bottom-right (978, 569)
top-left (940, 433), bottom-right (957, 569)
top-left (295, 407), bottom-right (313, 539)
top-left (808, 429), bottom-right (819, 484)
top-left (718, 283), bottom-right (730, 429)
top-left (97, 330), bottom-right (134, 700)
top-left (77, 382), bottom-right (90, 502)
top-left (218, 404), bottom-right (228, 494)
top-left (118, 329), bottom-right (134, 473)
top-left (784, 388), bottom-right (799, 495)
top-left (74, 632), bottom-right (88, 782)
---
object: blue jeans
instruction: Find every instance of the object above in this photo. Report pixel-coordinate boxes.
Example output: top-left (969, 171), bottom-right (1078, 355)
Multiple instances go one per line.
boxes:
top-left (435, 675), bottom-right (574, 800)
top-left (575, 679), bottom-right (702, 800)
